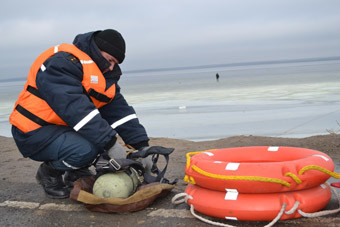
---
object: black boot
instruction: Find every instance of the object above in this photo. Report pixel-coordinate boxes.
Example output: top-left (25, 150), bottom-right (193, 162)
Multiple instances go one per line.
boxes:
top-left (64, 167), bottom-right (94, 188)
top-left (36, 162), bottom-right (70, 199)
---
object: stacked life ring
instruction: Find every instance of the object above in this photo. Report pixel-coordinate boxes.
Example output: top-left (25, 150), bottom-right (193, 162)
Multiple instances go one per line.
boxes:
top-left (182, 146), bottom-right (337, 221)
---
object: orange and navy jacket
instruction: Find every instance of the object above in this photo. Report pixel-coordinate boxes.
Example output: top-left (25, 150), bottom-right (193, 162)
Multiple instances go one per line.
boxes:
top-left (10, 43), bottom-right (116, 133)
top-left (10, 31), bottom-right (148, 157)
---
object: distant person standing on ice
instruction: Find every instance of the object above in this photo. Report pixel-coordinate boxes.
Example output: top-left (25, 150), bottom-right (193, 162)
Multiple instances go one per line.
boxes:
top-left (216, 73), bottom-right (220, 82)
top-left (9, 29), bottom-right (172, 199)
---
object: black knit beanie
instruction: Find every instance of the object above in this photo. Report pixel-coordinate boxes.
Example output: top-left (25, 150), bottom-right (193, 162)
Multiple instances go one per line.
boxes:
top-left (94, 29), bottom-right (126, 63)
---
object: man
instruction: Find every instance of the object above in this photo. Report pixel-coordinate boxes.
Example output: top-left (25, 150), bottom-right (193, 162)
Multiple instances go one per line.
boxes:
top-left (9, 29), bottom-right (164, 199)
top-left (215, 73), bottom-right (219, 82)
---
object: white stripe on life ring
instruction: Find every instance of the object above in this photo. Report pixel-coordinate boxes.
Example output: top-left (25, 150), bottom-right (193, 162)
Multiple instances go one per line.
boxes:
top-left (312, 154), bottom-right (329, 161)
top-left (268, 146), bottom-right (279, 152)
top-left (226, 162), bottom-right (240, 171)
top-left (225, 189), bottom-right (238, 200)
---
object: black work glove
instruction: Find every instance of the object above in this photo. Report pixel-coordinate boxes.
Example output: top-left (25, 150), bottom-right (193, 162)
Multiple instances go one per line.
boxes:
top-left (128, 146), bottom-right (174, 159)
top-left (128, 146), bottom-right (174, 175)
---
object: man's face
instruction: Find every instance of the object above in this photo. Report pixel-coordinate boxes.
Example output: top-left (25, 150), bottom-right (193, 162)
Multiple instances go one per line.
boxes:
top-left (100, 51), bottom-right (119, 74)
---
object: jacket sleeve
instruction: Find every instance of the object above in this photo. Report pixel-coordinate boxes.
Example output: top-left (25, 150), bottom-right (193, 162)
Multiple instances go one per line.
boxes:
top-left (99, 85), bottom-right (149, 149)
top-left (36, 53), bottom-right (117, 150)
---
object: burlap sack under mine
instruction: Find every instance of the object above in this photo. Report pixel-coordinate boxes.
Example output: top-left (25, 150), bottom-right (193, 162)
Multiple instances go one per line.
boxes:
top-left (70, 176), bottom-right (175, 213)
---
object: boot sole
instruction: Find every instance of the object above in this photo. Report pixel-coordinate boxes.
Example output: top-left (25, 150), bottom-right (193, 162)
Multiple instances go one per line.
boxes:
top-left (45, 193), bottom-right (69, 199)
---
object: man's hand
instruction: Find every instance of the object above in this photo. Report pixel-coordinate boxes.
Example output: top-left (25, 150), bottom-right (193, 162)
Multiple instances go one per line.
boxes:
top-left (140, 155), bottom-right (153, 175)
top-left (95, 142), bottom-right (144, 175)
top-left (107, 142), bottom-right (127, 159)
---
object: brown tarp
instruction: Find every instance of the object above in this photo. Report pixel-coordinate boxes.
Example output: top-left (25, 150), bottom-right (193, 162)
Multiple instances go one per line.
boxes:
top-left (70, 176), bottom-right (175, 213)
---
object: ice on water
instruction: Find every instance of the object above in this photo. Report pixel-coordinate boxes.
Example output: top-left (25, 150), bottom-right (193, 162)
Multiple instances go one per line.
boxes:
top-left (1, 60), bottom-right (340, 140)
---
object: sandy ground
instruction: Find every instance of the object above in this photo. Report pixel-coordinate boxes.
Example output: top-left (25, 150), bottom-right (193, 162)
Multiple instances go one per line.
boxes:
top-left (3, 134), bottom-right (339, 183)
top-left (1, 134), bottom-right (340, 226)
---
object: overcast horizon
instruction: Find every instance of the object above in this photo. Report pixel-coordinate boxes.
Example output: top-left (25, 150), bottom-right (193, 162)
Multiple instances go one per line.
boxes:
top-left (1, 0), bottom-right (340, 79)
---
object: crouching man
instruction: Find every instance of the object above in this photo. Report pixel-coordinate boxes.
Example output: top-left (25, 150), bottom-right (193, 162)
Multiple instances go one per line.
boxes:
top-left (9, 29), bottom-right (171, 198)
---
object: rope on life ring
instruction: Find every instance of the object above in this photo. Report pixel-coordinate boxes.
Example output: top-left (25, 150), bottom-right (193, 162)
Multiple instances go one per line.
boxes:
top-left (185, 149), bottom-right (340, 190)
top-left (171, 185), bottom-right (340, 227)
top-left (190, 164), bottom-right (292, 187)
top-left (188, 164), bottom-right (340, 187)
top-left (299, 165), bottom-right (340, 178)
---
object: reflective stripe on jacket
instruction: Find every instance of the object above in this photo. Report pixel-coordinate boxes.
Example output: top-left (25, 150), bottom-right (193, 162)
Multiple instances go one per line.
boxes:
top-left (9, 43), bottom-right (116, 133)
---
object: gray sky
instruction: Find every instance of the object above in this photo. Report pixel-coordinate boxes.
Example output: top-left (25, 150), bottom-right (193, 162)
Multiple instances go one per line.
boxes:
top-left (1, 0), bottom-right (340, 79)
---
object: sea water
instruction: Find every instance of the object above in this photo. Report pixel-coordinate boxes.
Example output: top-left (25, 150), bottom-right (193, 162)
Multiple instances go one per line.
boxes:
top-left (1, 59), bottom-right (340, 141)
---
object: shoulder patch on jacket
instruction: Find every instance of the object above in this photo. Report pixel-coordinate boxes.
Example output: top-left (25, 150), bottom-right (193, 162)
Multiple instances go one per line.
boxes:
top-left (67, 55), bottom-right (80, 65)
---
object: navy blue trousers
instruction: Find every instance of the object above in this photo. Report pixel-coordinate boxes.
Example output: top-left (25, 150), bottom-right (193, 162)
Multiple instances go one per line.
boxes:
top-left (30, 131), bottom-right (100, 171)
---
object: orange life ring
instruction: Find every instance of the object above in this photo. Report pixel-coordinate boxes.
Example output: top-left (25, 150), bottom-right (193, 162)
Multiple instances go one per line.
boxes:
top-left (185, 146), bottom-right (334, 193)
top-left (185, 183), bottom-right (331, 221)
